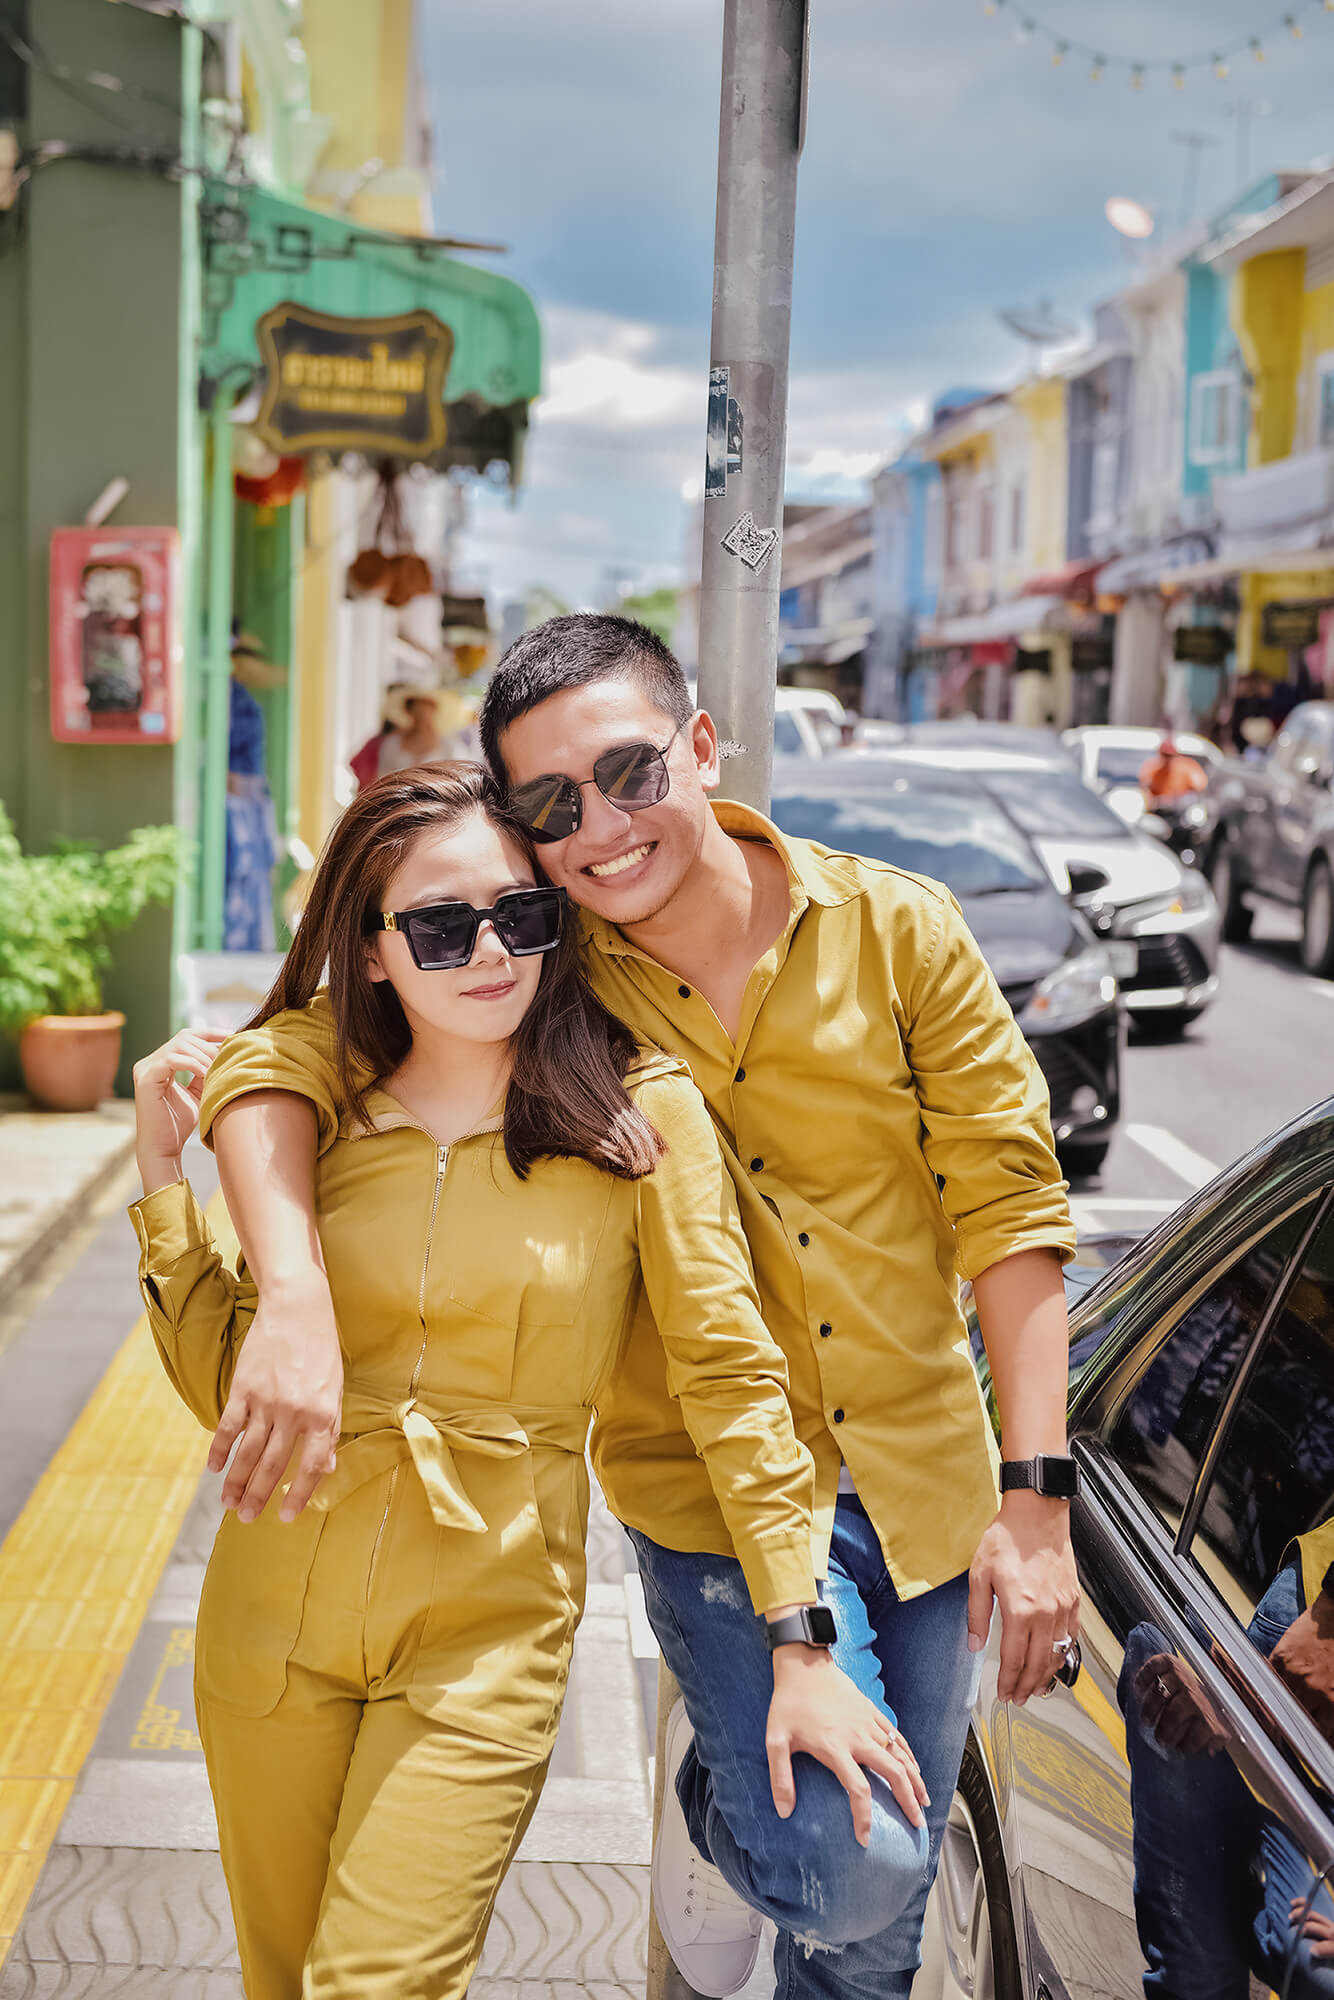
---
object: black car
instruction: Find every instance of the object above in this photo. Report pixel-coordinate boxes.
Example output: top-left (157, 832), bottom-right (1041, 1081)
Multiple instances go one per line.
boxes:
top-left (920, 1101), bottom-right (1334, 2000)
top-left (769, 758), bottom-right (1122, 1176)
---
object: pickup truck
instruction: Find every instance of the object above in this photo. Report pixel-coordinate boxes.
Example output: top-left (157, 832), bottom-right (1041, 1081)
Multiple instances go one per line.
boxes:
top-left (1201, 699), bottom-right (1334, 975)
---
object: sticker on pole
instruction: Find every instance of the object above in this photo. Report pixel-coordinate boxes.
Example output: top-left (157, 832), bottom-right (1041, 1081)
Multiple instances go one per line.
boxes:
top-left (720, 512), bottom-right (779, 573)
top-left (705, 367), bottom-right (744, 497)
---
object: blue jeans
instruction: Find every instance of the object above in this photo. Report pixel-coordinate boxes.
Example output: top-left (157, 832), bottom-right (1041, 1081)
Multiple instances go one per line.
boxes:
top-left (629, 1493), bottom-right (979, 2000)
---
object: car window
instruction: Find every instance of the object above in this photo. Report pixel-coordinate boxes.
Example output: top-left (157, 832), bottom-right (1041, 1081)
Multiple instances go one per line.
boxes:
top-left (1104, 1201), bottom-right (1319, 1534)
top-left (1095, 747), bottom-right (1151, 786)
top-left (769, 789), bottom-right (1047, 895)
top-left (1185, 1196), bottom-right (1334, 1634)
top-left (982, 768), bottom-right (1133, 840)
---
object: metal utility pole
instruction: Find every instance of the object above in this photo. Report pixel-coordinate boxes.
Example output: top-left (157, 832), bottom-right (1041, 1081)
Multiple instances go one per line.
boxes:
top-left (648, 13), bottom-right (808, 2000)
top-left (694, 0), bottom-right (810, 814)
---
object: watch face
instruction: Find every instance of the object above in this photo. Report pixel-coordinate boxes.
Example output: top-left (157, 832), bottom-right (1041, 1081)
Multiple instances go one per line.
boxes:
top-left (807, 1605), bottom-right (838, 1646)
top-left (1039, 1456), bottom-right (1080, 1499)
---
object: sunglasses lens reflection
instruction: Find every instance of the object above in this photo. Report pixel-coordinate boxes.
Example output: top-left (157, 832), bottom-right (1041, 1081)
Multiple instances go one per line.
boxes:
top-left (593, 742), bottom-right (668, 808)
top-left (404, 907), bottom-right (478, 970)
top-left (511, 777), bottom-right (580, 843)
top-left (495, 891), bottom-right (564, 955)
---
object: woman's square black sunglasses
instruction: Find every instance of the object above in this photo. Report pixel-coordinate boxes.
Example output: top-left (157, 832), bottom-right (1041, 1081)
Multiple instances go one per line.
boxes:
top-left (507, 717), bottom-right (689, 844)
top-left (379, 886), bottom-right (567, 971)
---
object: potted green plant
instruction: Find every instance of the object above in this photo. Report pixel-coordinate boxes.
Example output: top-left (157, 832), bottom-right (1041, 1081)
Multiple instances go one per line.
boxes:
top-left (0, 803), bottom-right (180, 1111)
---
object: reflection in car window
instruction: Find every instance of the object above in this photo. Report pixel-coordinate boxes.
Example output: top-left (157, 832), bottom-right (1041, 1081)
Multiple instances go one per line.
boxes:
top-left (1105, 1202), bottom-right (1317, 1534)
top-left (770, 790), bottom-right (1047, 896)
top-left (1096, 748), bottom-right (1153, 786)
top-left (1188, 1197), bottom-right (1334, 1626)
top-left (984, 768), bottom-right (1134, 840)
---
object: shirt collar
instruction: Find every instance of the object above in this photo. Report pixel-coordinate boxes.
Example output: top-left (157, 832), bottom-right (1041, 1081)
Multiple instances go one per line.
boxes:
top-left (342, 1086), bottom-right (505, 1145)
top-left (579, 796), bottom-right (860, 961)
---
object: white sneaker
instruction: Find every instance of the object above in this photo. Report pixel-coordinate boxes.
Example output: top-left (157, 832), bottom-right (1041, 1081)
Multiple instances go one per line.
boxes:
top-left (652, 1698), bottom-right (764, 1999)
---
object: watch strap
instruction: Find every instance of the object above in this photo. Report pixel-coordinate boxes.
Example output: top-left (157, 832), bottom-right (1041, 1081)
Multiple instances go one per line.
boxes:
top-left (764, 1606), bottom-right (837, 1652)
top-left (1000, 1453), bottom-right (1080, 1499)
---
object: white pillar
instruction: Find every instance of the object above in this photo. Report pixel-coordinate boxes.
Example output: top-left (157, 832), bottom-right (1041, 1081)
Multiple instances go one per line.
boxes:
top-left (1110, 593), bottom-right (1165, 724)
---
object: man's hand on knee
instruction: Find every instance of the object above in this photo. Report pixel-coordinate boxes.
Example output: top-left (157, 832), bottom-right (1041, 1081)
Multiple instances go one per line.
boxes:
top-left (764, 1647), bottom-right (928, 1846)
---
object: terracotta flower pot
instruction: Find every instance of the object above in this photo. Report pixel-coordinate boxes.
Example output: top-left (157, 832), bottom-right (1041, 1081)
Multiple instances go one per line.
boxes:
top-left (18, 1012), bottom-right (126, 1112)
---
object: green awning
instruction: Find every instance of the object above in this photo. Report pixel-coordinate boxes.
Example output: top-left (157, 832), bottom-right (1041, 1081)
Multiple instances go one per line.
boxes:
top-left (200, 180), bottom-right (541, 483)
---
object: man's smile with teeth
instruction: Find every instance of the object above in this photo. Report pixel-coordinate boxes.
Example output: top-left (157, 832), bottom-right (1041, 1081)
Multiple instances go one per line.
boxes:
top-left (586, 842), bottom-right (654, 879)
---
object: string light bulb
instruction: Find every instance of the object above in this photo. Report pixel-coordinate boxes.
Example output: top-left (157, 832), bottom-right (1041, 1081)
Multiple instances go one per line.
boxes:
top-left (1251, 35), bottom-right (1265, 59)
top-left (1131, 63), bottom-right (1145, 89)
top-left (1172, 64), bottom-right (1185, 88)
top-left (1214, 55), bottom-right (1230, 78)
top-left (1090, 53), bottom-right (1105, 81)
top-left (982, 0), bottom-right (1000, 15)
top-left (1285, 12), bottom-right (1303, 35)
top-left (1052, 39), bottom-right (1068, 65)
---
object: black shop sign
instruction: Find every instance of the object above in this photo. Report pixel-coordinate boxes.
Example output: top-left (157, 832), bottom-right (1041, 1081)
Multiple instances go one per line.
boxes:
top-left (1261, 602), bottom-right (1323, 652)
top-left (1173, 625), bottom-right (1231, 666)
top-left (255, 303), bottom-right (454, 457)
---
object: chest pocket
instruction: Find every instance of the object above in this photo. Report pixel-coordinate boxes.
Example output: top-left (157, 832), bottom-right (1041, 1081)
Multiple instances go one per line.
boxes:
top-left (437, 1145), bottom-right (615, 1331)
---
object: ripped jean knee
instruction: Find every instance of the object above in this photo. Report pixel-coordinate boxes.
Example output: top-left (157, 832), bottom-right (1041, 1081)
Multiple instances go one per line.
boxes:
top-left (745, 1786), bottom-right (932, 1949)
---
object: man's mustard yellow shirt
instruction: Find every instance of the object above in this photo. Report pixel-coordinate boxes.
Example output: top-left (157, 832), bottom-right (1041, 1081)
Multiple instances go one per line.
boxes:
top-left (230, 799), bottom-right (1077, 1600)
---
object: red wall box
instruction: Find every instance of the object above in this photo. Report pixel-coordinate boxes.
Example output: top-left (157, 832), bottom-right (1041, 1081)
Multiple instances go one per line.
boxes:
top-left (49, 527), bottom-right (183, 746)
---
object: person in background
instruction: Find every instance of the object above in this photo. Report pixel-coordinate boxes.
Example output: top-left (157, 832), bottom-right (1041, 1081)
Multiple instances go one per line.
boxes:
top-left (1139, 734), bottom-right (1208, 808)
top-left (350, 683), bottom-right (470, 791)
top-left (224, 632), bottom-right (283, 952)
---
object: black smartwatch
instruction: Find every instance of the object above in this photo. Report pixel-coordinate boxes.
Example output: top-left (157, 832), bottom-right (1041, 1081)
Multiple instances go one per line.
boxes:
top-left (1000, 1453), bottom-right (1081, 1500)
top-left (765, 1605), bottom-right (838, 1652)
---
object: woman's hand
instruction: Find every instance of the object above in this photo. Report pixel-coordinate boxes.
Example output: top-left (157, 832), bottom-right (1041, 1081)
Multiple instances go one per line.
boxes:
top-left (765, 1645), bottom-right (928, 1846)
top-left (132, 1030), bottom-right (229, 1196)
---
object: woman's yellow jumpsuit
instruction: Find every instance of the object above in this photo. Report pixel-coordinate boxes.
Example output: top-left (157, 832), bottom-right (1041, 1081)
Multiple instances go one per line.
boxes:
top-left (129, 1043), bottom-right (818, 2000)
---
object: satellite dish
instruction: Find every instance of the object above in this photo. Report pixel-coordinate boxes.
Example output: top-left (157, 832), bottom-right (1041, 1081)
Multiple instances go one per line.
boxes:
top-left (1105, 196), bottom-right (1156, 239)
top-left (997, 298), bottom-right (1080, 356)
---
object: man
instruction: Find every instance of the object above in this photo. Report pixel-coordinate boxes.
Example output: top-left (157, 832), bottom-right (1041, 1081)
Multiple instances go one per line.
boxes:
top-left (205, 615), bottom-right (1080, 1999)
top-left (1139, 734), bottom-right (1208, 808)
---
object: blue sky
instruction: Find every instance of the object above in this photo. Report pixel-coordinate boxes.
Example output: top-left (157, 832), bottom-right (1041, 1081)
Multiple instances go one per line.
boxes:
top-left (419, 0), bottom-right (1334, 611)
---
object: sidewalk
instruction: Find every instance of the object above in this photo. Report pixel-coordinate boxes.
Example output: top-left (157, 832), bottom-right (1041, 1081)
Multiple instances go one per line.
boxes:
top-left (0, 1130), bottom-right (658, 1998)
top-left (0, 1096), bottom-right (136, 1305)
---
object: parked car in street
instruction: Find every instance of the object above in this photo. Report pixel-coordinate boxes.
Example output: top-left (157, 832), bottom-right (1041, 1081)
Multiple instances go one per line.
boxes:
top-left (879, 740), bottom-right (1222, 1033)
top-left (919, 1098), bottom-right (1334, 2000)
top-left (1200, 700), bottom-right (1334, 976)
top-left (768, 758), bottom-right (1121, 1176)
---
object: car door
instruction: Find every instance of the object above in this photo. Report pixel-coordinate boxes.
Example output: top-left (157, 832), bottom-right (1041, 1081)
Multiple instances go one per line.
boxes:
top-left (1269, 708), bottom-right (1323, 899)
top-left (997, 1191), bottom-right (1334, 2000)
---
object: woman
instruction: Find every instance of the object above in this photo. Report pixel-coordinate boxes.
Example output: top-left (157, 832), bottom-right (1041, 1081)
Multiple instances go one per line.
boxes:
top-left (130, 763), bottom-right (912, 2000)
top-left (349, 683), bottom-right (471, 790)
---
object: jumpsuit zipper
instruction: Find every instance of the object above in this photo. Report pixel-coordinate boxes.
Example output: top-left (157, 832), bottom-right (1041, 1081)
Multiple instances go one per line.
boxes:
top-left (365, 1142), bottom-right (449, 1608)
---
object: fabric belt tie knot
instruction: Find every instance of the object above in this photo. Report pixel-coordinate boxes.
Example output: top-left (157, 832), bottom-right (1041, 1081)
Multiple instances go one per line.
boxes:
top-left (310, 1391), bottom-right (592, 1533)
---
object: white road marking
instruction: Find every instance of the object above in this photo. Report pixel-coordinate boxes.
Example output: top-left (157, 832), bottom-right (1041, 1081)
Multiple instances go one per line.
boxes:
top-left (1124, 1124), bottom-right (1220, 1191)
top-left (623, 1572), bottom-right (659, 1661)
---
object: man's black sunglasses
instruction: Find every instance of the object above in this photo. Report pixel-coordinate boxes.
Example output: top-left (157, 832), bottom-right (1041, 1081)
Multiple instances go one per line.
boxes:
top-left (507, 718), bottom-right (689, 844)
top-left (379, 887), bottom-right (566, 971)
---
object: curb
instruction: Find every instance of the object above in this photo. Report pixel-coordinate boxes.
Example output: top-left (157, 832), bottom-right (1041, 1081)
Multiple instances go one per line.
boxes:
top-left (0, 1102), bottom-right (138, 1302)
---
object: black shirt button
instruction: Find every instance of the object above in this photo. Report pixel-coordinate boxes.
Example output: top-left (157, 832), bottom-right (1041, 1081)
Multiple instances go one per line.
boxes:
top-left (750, 1157), bottom-right (764, 1172)
top-left (678, 984), bottom-right (691, 998)
top-left (735, 1067), bottom-right (746, 1082)
top-left (833, 1408), bottom-right (845, 1424)
top-left (798, 1231), bottom-right (810, 1247)
top-left (819, 1322), bottom-right (832, 1338)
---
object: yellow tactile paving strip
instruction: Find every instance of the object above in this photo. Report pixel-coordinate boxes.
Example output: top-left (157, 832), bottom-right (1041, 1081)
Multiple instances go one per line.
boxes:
top-left (0, 1192), bottom-right (233, 1962)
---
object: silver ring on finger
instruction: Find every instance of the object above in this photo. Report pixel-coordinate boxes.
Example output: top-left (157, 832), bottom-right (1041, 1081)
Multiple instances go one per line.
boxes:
top-left (1051, 1634), bottom-right (1073, 1652)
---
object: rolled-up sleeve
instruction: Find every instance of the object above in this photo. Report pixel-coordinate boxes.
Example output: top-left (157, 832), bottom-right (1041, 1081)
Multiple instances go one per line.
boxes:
top-left (199, 994), bottom-right (346, 1157)
top-left (632, 1065), bottom-right (817, 1614)
top-left (904, 891), bottom-right (1077, 1280)
top-left (128, 1181), bottom-right (257, 1429)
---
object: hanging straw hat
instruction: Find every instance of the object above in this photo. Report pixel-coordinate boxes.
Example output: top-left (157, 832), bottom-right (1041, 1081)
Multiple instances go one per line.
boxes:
top-left (229, 631), bottom-right (288, 690)
top-left (381, 682), bottom-right (469, 734)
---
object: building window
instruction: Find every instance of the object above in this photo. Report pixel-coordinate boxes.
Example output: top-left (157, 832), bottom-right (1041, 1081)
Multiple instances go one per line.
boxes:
top-left (977, 485), bottom-right (995, 561)
top-left (1089, 439), bottom-right (1118, 529)
top-left (1189, 370), bottom-right (1240, 467)
top-left (1316, 354), bottom-right (1334, 449)
top-left (1009, 480), bottom-right (1026, 555)
top-left (945, 495), bottom-right (965, 569)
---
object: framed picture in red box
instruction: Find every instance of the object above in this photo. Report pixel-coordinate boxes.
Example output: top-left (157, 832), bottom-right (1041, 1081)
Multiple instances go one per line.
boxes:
top-left (50, 527), bottom-right (183, 745)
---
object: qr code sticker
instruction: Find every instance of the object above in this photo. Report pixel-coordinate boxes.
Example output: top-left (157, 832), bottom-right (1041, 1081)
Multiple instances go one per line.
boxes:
top-left (720, 512), bottom-right (780, 573)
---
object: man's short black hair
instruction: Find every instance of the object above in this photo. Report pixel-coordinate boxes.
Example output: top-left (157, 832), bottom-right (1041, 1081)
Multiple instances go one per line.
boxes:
top-left (479, 614), bottom-right (693, 781)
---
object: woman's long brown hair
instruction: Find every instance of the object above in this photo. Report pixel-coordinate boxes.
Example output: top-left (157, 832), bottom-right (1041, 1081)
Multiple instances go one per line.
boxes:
top-left (249, 762), bottom-right (665, 1181)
